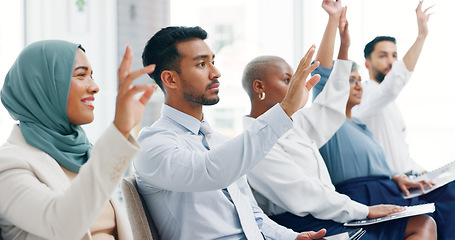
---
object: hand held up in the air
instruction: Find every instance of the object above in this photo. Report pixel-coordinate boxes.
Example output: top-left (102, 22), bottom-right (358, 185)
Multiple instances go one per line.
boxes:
top-left (280, 46), bottom-right (321, 118)
top-left (113, 46), bottom-right (157, 137)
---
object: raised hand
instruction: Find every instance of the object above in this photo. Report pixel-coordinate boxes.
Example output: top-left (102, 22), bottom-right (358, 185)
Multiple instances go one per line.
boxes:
top-left (338, 6), bottom-right (350, 60)
top-left (280, 46), bottom-right (321, 117)
top-left (296, 229), bottom-right (327, 240)
top-left (114, 46), bottom-right (157, 137)
top-left (339, 6), bottom-right (349, 48)
top-left (403, 0), bottom-right (433, 71)
top-left (322, 0), bottom-right (343, 19)
top-left (316, 0), bottom-right (343, 67)
top-left (368, 204), bottom-right (407, 219)
top-left (416, 0), bottom-right (433, 38)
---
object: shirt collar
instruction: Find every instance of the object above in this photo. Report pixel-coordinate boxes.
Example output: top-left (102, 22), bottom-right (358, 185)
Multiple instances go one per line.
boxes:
top-left (366, 78), bottom-right (380, 86)
top-left (351, 117), bottom-right (367, 130)
top-left (242, 115), bottom-right (255, 129)
top-left (161, 104), bottom-right (204, 135)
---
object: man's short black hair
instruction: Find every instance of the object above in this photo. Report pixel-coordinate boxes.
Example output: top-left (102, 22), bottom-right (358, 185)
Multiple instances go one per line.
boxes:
top-left (142, 26), bottom-right (208, 92)
top-left (364, 36), bottom-right (396, 59)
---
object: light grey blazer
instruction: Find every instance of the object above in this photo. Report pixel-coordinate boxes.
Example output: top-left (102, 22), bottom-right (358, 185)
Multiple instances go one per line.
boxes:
top-left (0, 125), bottom-right (139, 240)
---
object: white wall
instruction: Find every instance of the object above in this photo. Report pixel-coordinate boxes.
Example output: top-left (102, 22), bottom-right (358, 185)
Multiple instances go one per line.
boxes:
top-left (301, 0), bottom-right (455, 170)
top-left (0, 1), bottom-right (24, 143)
top-left (117, 0), bottom-right (170, 133)
top-left (23, 0), bottom-right (118, 142)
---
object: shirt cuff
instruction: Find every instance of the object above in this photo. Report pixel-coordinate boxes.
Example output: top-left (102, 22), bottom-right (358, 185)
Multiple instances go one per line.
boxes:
top-left (333, 59), bottom-right (353, 77)
top-left (98, 124), bottom-right (141, 176)
top-left (393, 59), bottom-right (413, 81)
top-left (349, 201), bottom-right (370, 220)
top-left (312, 64), bottom-right (332, 80)
top-left (282, 231), bottom-right (299, 240)
top-left (258, 103), bottom-right (293, 138)
top-left (109, 123), bottom-right (141, 150)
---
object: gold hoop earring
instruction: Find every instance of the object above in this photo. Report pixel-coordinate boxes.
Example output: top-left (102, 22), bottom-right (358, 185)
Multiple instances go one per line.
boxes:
top-left (259, 92), bottom-right (265, 100)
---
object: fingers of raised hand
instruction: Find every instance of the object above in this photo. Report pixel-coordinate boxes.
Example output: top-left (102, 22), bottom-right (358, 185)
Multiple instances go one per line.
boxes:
top-left (423, 4), bottom-right (434, 14)
top-left (322, 0), bottom-right (336, 8)
top-left (322, 0), bottom-right (342, 14)
top-left (136, 84), bottom-right (157, 105)
top-left (305, 73), bottom-right (321, 91)
top-left (339, 6), bottom-right (347, 27)
top-left (416, 0), bottom-right (424, 11)
top-left (288, 51), bottom-right (312, 87)
top-left (118, 65), bottom-right (156, 93)
top-left (118, 46), bottom-right (134, 81)
top-left (295, 46), bottom-right (317, 76)
top-left (416, 0), bottom-right (434, 16)
top-left (116, 84), bottom-right (154, 110)
top-left (307, 60), bottom-right (320, 74)
top-left (422, 5), bottom-right (435, 21)
top-left (341, 21), bottom-right (350, 38)
top-left (299, 60), bottom-right (320, 84)
top-left (302, 45), bottom-right (316, 65)
top-left (290, 55), bottom-right (317, 94)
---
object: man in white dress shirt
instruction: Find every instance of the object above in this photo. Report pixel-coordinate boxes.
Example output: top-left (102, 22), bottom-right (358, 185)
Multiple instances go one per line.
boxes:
top-left (352, 1), bottom-right (432, 174)
top-left (134, 26), bottom-right (327, 240)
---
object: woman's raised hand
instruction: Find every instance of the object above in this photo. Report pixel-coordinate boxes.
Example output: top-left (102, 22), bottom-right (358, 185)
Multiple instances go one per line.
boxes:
top-left (280, 45), bottom-right (320, 117)
top-left (114, 46), bottom-right (157, 137)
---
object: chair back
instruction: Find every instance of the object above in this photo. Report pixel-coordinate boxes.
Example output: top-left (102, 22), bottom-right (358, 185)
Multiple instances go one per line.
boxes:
top-left (121, 176), bottom-right (161, 240)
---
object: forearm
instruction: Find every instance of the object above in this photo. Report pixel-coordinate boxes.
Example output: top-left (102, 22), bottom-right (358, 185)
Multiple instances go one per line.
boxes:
top-left (403, 35), bottom-right (427, 71)
top-left (337, 43), bottom-right (349, 60)
top-left (311, 65), bottom-right (332, 101)
top-left (315, 16), bottom-right (339, 68)
top-left (305, 59), bottom-right (351, 147)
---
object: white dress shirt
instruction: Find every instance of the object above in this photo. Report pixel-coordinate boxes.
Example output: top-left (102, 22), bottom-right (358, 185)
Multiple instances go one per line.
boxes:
top-left (352, 60), bottom-right (424, 173)
top-left (134, 104), bottom-right (298, 240)
top-left (245, 60), bottom-right (369, 223)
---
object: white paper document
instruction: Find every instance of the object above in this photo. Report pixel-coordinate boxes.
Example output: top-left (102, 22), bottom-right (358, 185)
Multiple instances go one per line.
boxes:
top-left (404, 160), bottom-right (455, 199)
top-left (344, 203), bottom-right (435, 227)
